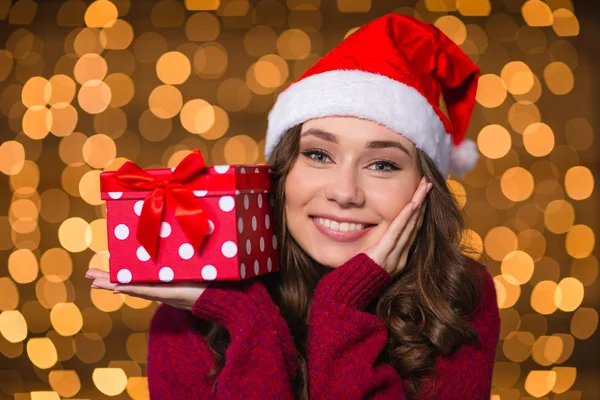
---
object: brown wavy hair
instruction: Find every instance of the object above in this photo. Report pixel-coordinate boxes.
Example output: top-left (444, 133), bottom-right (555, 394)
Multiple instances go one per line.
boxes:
top-left (202, 124), bottom-right (484, 399)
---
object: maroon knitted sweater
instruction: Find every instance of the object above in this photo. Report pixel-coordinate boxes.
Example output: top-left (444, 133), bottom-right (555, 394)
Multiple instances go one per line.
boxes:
top-left (147, 253), bottom-right (500, 399)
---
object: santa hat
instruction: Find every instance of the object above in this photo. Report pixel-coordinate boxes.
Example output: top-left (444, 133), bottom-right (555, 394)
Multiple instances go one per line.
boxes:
top-left (264, 14), bottom-right (480, 179)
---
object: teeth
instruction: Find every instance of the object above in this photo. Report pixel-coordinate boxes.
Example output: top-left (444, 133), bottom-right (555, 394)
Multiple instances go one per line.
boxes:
top-left (314, 217), bottom-right (367, 232)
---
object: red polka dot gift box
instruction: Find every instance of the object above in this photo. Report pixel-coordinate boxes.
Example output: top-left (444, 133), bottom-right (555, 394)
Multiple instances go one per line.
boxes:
top-left (99, 150), bottom-right (279, 284)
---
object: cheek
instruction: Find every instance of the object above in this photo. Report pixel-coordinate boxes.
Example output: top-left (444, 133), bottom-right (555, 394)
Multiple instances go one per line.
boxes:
top-left (368, 183), bottom-right (414, 222)
top-left (284, 164), bottom-right (313, 217)
top-left (284, 168), bottom-right (302, 208)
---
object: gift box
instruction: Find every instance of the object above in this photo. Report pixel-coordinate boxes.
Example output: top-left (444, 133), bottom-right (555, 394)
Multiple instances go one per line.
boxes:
top-left (99, 150), bottom-right (279, 284)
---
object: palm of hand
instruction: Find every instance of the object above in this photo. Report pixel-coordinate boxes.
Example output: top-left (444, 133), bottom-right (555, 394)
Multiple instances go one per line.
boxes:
top-left (362, 177), bottom-right (431, 276)
top-left (85, 269), bottom-right (208, 311)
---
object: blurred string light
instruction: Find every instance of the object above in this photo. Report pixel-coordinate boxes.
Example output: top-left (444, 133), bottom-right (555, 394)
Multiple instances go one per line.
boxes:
top-left (0, 0), bottom-right (595, 399)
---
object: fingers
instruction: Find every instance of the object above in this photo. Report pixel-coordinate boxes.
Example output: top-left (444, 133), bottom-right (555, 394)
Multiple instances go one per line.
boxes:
top-left (369, 200), bottom-right (416, 264)
top-left (85, 269), bottom-right (117, 291)
top-left (389, 179), bottom-right (431, 262)
top-left (86, 268), bottom-right (109, 280)
top-left (85, 268), bottom-right (209, 311)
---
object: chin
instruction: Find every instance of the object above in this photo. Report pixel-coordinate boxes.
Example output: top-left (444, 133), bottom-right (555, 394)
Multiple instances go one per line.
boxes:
top-left (306, 247), bottom-right (357, 269)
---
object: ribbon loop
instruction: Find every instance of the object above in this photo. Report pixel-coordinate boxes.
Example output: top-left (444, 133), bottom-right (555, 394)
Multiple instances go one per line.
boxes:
top-left (112, 150), bottom-right (210, 261)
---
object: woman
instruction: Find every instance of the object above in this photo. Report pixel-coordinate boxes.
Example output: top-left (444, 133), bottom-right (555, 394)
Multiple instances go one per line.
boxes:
top-left (87, 14), bottom-right (500, 399)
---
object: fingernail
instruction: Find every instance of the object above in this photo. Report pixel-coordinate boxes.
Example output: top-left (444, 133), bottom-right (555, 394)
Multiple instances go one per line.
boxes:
top-left (426, 183), bottom-right (433, 192)
top-left (412, 202), bottom-right (420, 211)
top-left (113, 290), bottom-right (121, 294)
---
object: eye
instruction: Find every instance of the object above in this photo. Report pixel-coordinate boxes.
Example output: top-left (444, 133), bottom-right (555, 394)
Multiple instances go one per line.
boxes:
top-left (368, 160), bottom-right (400, 174)
top-left (301, 149), bottom-right (332, 163)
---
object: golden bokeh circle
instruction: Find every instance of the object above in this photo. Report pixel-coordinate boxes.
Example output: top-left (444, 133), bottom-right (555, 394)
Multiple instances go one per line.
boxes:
top-left (78, 80), bottom-right (112, 114)
top-left (435, 15), bottom-right (467, 45)
top-left (523, 122), bottom-right (554, 157)
top-left (565, 225), bottom-right (595, 259)
top-left (156, 51), bottom-right (191, 85)
top-left (543, 61), bottom-right (574, 95)
top-left (477, 124), bottom-right (511, 159)
top-left (501, 61), bottom-right (534, 95)
top-left (564, 166), bottom-right (594, 200)
top-left (85, 0), bottom-right (119, 28)
top-left (501, 167), bottom-right (534, 202)
top-left (148, 85), bottom-right (183, 119)
top-left (179, 99), bottom-right (215, 134)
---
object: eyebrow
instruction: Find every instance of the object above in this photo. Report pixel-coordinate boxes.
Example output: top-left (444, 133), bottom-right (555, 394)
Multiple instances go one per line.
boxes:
top-left (301, 128), bottom-right (412, 158)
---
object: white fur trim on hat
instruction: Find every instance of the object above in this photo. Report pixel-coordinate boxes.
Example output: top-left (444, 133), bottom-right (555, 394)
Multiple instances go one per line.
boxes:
top-left (448, 138), bottom-right (479, 179)
top-left (265, 69), bottom-right (453, 176)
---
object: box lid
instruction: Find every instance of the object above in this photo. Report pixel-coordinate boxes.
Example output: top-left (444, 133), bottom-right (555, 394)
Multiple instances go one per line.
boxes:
top-left (100, 164), bottom-right (273, 201)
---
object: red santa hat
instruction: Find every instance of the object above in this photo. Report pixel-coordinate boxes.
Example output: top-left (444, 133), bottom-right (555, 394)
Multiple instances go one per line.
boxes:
top-left (264, 14), bottom-right (481, 179)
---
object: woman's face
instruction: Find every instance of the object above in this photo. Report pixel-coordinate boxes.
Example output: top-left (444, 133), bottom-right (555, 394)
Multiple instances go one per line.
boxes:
top-left (284, 116), bottom-right (423, 268)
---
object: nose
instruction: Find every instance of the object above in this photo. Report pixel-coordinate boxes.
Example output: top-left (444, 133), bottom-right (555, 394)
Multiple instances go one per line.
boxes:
top-left (323, 164), bottom-right (366, 207)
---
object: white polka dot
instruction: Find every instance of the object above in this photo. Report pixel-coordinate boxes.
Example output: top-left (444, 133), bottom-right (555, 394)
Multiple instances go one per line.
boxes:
top-left (221, 241), bottom-right (237, 258)
top-left (159, 222), bottom-right (172, 238)
top-left (107, 251), bottom-right (110, 259)
top-left (235, 189), bottom-right (240, 195)
top-left (238, 217), bottom-right (244, 234)
top-left (252, 216), bottom-right (257, 231)
top-left (136, 246), bottom-right (150, 262)
top-left (263, 189), bottom-right (267, 193)
top-left (201, 264), bottom-right (217, 280)
top-left (246, 239), bottom-right (251, 255)
top-left (240, 167), bottom-right (246, 174)
top-left (171, 167), bottom-right (176, 172)
top-left (265, 214), bottom-right (270, 229)
top-left (250, 189), bottom-right (255, 194)
top-left (268, 168), bottom-right (272, 173)
top-left (114, 224), bottom-right (129, 240)
top-left (207, 220), bottom-right (214, 234)
top-left (193, 190), bottom-right (208, 197)
top-left (267, 257), bottom-right (272, 272)
top-left (258, 194), bottom-right (263, 208)
top-left (244, 195), bottom-right (249, 210)
top-left (240, 263), bottom-right (246, 279)
top-left (178, 243), bottom-right (194, 260)
top-left (117, 269), bottom-right (132, 283)
top-left (260, 237), bottom-right (265, 252)
top-left (214, 165), bottom-right (230, 174)
top-left (254, 260), bottom-right (259, 275)
top-left (272, 234), bottom-right (278, 249)
top-left (219, 196), bottom-right (235, 212)
top-left (159, 267), bottom-right (174, 282)
top-left (134, 200), bottom-right (144, 216)
top-left (254, 168), bottom-right (259, 173)
top-left (108, 192), bottom-right (123, 199)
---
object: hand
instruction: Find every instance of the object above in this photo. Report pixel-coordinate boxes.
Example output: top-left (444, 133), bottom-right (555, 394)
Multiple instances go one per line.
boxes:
top-left (363, 176), bottom-right (432, 276)
top-left (85, 269), bottom-right (208, 311)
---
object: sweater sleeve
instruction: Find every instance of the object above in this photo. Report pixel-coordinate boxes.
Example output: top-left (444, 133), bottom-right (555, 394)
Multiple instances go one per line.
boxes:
top-left (306, 253), bottom-right (501, 400)
top-left (147, 279), bottom-right (296, 400)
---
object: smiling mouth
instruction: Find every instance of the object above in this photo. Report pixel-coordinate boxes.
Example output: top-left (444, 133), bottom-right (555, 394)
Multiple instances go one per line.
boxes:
top-left (309, 216), bottom-right (376, 232)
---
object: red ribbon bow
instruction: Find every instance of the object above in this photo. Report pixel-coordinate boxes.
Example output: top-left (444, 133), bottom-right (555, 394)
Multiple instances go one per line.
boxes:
top-left (112, 150), bottom-right (210, 261)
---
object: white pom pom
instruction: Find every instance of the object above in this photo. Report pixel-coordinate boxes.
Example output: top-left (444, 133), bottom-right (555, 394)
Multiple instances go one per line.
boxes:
top-left (448, 139), bottom-right (479, 179)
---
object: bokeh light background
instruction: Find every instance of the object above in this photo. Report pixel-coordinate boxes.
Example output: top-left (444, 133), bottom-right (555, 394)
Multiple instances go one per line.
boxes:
top-left (0, 0), bottom-right (598, 398)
